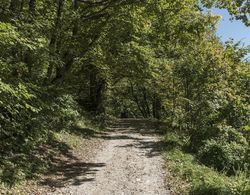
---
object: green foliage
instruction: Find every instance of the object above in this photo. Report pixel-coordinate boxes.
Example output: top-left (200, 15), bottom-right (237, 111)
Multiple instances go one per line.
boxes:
top-left (0, 78), bottom-right (82, 186)
top-left (50, 94), bottom-right (81, 130)
top-left (198, 139), bottom-right (248, 175)
top-left (0, 0), bottom-right (249, 188)
top-left (164, 131), bottom-right (189, 150)
top-left (164, 131), bottom-right (250, 195)
top-left (0, 80), bottom-right (41, 153)
top-left (202, 0), bottom-right (250, 26)
top-left (197, 125), bottom-right (249, 175)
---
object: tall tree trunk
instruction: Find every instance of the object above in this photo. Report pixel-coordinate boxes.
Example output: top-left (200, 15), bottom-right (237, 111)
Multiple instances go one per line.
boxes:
top-left (72, 0), bottom-right (79, 36)
top-left (63, 0), bottom-right (79, 72)
top-left (50, 0), bottom-right (64, 48)
top-left (51, 0), bottom-right (78, 83)
top-left (46, 0), bottom-right (65, 82)
top-left (88, 65), bottom-right (105, 113)
top-left (23, 0), bottom-right (37, 78)
top-left (153, 94), bottom-right (161, 120)
top-left (24, 51), bottom-right (33, 75)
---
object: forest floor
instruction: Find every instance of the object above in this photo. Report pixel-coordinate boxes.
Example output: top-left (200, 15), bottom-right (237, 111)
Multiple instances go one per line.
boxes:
top-left (2, 119), bottom-right (170, 194)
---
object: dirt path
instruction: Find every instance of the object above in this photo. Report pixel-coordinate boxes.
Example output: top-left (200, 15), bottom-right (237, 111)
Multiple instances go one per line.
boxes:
top-left (48, 119), bottom-right (170, 195)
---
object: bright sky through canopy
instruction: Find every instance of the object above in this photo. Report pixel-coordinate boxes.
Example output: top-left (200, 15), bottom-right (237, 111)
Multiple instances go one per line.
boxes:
top-left (209, 8), bottom-right (250, 56)
top-left (211, 8), bottom-right (250, 44)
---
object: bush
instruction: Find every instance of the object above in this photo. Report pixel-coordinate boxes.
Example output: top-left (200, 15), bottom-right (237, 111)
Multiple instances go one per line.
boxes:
top-left (164, 129), bottom-right (250, 195)
top-left (197, 126), bottom-right (249, 175)
top-left (188, 125), bottom-right (220, 152)
top-left (48, 94), bottom-right (81, 130)
top-left (0, 80), bottom-right (80, 153)
top-left (0, 80), bottom-right (42, 154)
top-left (165, 148), bottom-right (250, 195)
top-left (0, 80), bottom-right (82, 186)
top-left (198, 139), bottom-right (248, 175)
top-left (164, 132), bottom-right (188, 150)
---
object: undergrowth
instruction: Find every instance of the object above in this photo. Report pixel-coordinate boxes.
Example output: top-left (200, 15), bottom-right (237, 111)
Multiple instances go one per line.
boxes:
top-left (164, 131), bottom-right (250, 195)
top-left (0, 113), bottom-right (104, 191)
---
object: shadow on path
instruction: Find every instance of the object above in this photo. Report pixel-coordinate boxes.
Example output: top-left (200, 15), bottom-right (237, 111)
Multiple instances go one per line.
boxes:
top-left (112, 119), bottom-right (167, 158)
top-left (37, 139), bottom-right (105, 188)
top-left (39, 119), bottom-right (164, 188)
top-left (40, 161), bottom-right (105, 188)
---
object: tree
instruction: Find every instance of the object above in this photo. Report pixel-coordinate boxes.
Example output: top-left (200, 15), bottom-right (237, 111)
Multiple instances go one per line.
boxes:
top-left (202, 0), bottom-right (250, 26)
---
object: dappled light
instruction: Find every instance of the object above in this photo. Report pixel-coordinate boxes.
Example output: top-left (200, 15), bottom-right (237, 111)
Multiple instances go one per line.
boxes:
top-left (0, 0), bottom-right (249, 194)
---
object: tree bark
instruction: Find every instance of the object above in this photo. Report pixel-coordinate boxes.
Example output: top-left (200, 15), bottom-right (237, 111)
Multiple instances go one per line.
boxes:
top-left (29, 0), bottom-right (36, 14)
top-left (153, 94), bottom-right (161, 120)
top-left (130, 83), bottom-right (146, 118)
top-left (142, 87), bottom-right (151, 117)
top-left (51, 0), bottom-right (79, 83)
top-left (88, 65), bottom-right (106, 113)
top-left (9, 0), bottom-right (22, 14)
top-left (46, 0), bottom-right (65, 82)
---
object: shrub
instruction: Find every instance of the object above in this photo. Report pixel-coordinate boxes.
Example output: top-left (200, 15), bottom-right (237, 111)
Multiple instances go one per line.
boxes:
top-left (0, 80), bottom-right (82, 185)
top-left (188, 125), bottom-right (220, 152)
top-left (0, 80), bottom-right (42, 154)
top-left (164, 132), bottom-right (188, 150)
top-left (165, 148), bottom-right (250, 195)
top-left (197, 126), bottom-right (249, 175)
top-left (198, 139), bottom-right (247, 174)
top-left (48, 94), bottom-right (81, 130)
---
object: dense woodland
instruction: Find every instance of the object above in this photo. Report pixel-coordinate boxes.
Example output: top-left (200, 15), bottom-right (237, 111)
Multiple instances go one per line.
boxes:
top-left (0, 0), bottom-right (250, 194)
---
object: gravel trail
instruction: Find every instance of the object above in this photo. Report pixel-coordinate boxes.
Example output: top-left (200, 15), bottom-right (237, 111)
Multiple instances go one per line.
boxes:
top-left (50, 119), bottom-right (170, 195)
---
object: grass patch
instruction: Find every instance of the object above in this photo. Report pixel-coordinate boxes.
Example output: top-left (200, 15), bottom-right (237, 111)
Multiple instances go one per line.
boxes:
top-left (164, 132), bottom-right (250, 195)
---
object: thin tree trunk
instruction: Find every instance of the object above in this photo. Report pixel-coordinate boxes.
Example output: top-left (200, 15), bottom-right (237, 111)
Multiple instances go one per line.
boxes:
top-left (142, 87), bottom-right (151, 117)
top-left (20, 0), bottom-right (25, 13)
top-left (130, 83), bottom-right (146, 118)
top-left (153, 94), bottom-right (161, 120)
top-left (185, 76), bottom-right (192, 131)
top-left (172, 76), bottom-right (176, 120)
